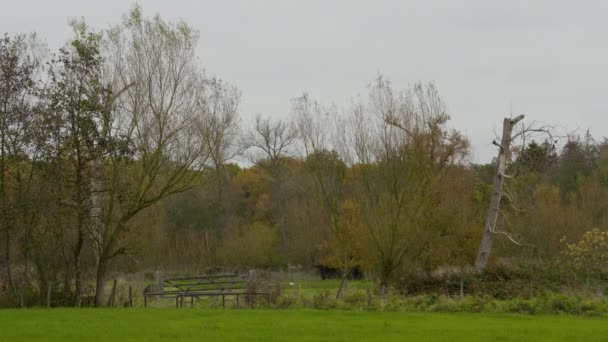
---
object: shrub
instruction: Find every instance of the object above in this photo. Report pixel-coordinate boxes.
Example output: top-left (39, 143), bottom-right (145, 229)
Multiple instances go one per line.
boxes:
top-left (312, 291), bottom-right (338, 309)
top-left (342, 291), bottom-right (367, 306)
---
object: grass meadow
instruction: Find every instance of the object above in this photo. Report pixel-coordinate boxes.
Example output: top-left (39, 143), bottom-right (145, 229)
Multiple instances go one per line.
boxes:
top-left (1, 308), bottom-right (608, 341)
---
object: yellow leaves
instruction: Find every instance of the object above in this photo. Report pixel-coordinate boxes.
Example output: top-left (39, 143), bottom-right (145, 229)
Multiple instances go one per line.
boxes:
top-left (317, 199), bottom-right (365, 270)
top-left (561, 228), bottom-right (608, 271)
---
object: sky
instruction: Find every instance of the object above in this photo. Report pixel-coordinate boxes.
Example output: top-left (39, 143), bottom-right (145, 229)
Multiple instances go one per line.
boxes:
top-left (2, 0), bottom-right (607, 162)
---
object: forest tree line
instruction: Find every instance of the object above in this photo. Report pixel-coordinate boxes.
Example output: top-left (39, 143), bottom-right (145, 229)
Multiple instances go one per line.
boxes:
top-left (2, 8), bottom-right (608, 307)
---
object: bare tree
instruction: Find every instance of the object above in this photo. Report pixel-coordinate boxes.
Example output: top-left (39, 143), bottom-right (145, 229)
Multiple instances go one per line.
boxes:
top-left (292, 93), bottom-right (331, 156)
top-left (292, 93), bottom-right (356, 298)
top-left (198, 78), bottom-right (241, 232)
top-left (475, 115), bottom-right (553, 272)
top-left (244, 114), bottom-right (297, 257)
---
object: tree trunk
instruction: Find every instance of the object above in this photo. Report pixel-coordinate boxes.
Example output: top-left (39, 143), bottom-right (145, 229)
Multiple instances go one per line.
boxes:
top-left (379, 284), bottom-right (388, 297)
top-left (90, 157), bottom-right (103, 307)
top-left (215, 163), bottom-right (229, 238)
top-left (38, 276), bottom-right (48, 306)
top-left (21, 206), bottom-right (32, 308)
top-left (336, 255), bottom-right (350, 299)
top-left (94, 258), bottom-right (107, 307)
top-left (73, 166), bottom-right (86, 307)
top-left (46, 282), bottom-right (52, 308)
top-left (273, 178), bottom-right (289, 259)
top-left (63, 261), bottom-right (72, 301)
top-left (475, 115), bottom-right (524, 272)
top-left (0, 119), bottom-right (9, 298)
top-left (4, 229), bottom-right (14, 296)
top-left (73, 230), bottom-right (84, 307)
top-left (336, 277), bottom-right (348, 299)
top-left (90, 157), bottom-right (102, 262)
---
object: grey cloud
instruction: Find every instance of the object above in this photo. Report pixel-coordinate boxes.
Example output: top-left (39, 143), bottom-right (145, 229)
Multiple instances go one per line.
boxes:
top-left (2, 0), bottom-right (607, 162)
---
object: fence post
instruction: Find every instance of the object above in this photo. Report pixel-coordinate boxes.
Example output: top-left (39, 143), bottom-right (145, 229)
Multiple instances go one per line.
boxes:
top-left (156, 271), bottom-right (164, 294)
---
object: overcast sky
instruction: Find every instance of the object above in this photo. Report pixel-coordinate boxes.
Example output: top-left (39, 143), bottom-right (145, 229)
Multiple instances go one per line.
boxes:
top-left (2, 0), bottom-right (607, 162)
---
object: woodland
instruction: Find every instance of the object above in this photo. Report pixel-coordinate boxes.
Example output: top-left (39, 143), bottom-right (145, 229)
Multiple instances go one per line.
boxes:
top-left (2, 7), bottom-right (608, 308)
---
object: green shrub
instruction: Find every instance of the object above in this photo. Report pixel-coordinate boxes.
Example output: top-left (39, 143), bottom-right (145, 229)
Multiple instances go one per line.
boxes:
top-left (267, 281), bottom-right (608, 316)
top-left (312, 291), bottom-right (338, 309)
top-left (342, 291), bottom-right (367, 306)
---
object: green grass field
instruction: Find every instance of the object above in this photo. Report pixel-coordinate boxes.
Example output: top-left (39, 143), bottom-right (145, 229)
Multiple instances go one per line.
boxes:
top-left (1, 309), bottom-right (607, 341)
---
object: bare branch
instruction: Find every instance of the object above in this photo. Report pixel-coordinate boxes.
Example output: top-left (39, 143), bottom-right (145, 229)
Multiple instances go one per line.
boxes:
top-left (494, 229), bottom-right (534, 247)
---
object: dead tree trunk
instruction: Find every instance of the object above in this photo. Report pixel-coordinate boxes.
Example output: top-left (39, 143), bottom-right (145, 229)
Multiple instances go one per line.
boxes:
top-left (475, 115), bottom-right (524, 272)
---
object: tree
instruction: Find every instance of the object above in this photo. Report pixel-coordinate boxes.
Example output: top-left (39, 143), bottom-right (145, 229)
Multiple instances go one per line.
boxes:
top-left (475, 116), bottom-right (553, 272)
top-left (561, 228), bottom-right (608, 286)
top-left (516, 140), bottom-right (558, 175)
top-left (38, 24), bottom-right (107, 306)
top-left (556, 133), bottom-right (598, 198)
top-left (348, 76), bottom-right (468, 291)
top-left (475, 116), bottom-right (525, 272)
top-left (199, 78), bottom-right (241, 236)
top-left (291, 92), bottom-right (361, 298)
top-left (244, 115), bottom-right (296, 258)
top-left (305, 150), bottom-right (355, 297)
top-left (0, 33), bottom-right (42, 306)
top-left (88, 7), bottom-right (238, 306)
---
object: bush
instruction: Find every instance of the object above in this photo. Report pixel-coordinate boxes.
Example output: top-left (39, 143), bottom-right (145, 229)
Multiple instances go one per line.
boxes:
top-left (342, 291), bottom-right (367, 306)
top-left (393, 262), bottom-right (570, 300)
top-left (265, 280), bottom-right (608, 316)
top-left (312, 291), bottom-right (338, 309)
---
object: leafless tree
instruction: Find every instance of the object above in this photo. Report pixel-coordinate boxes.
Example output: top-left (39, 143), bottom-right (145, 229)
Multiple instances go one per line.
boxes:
top-left (292, 93), bottom-right (357, 298)
top-left (198, 78), bottom-right (241, 231)
top-left (243, 114), bottom-right (297, 256)
top-left (475, 115), bottom-right (553, 272)
top-left (292, 93), bottom-right (334, 156)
